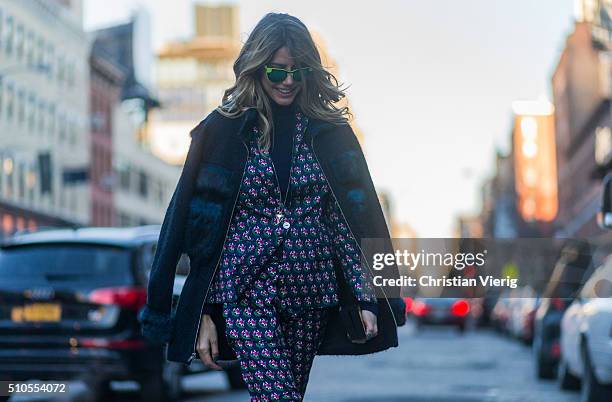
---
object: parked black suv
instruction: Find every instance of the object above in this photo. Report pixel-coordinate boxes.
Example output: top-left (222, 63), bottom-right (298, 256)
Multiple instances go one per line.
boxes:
top-left (0, 225), bottom-right (244, 401)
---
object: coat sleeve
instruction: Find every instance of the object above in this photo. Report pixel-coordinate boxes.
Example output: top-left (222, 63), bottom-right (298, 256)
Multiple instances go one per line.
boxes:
top-left (137, 120), bottom-right (208, 344)
top-left (322, 192), bottom-right (378, 305)
top-left (337, 124), bottom-right (406, 325)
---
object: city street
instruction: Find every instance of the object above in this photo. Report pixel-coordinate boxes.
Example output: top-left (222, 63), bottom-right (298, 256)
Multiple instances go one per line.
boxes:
top-left (9, 321), bottom-right (581, 402)
top-left (1, 2), bottom-right (610, 402)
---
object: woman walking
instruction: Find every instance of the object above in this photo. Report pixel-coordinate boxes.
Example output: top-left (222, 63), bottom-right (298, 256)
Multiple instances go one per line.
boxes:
top-left (139, 12), bottom-right (403, 402)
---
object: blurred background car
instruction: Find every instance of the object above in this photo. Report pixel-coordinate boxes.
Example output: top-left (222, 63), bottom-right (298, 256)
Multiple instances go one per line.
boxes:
top-left (558, 254), bottom-right (612, 402)
top-left (507, 287), bottom-right (540, 344)
top-left (520, 296), bottom-right (541, 345)
top-left (491, 289), bottom-right (513, 333)
top-left (407, 297), bottom-right (471, 333)
top-left (0, 226), bottom-right (245, 402)
top-left (532, 239), bottom-right (592, 379)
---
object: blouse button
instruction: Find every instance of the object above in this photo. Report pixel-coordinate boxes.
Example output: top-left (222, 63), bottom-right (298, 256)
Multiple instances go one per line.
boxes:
top-left (282, 221), bottom-right (291, 229)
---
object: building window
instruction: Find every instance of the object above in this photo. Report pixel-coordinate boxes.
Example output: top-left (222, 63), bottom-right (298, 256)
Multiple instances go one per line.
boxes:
top-left (57, 55), bottom-right (65, 84)
top-left (5, 16), bottom-right (13, 56)
top-left (155, 179), bottom-right (164, 204)
top-left (17, 161), bottom-right (25, 199)
top-left (38, 100), bottom-right (45, 131)
top-left (26, 30), bottom-right (34, 67)
top-left (15, 22), bottom-right (23, 61)
top-left (26, 164), bottom-right (35, 202)
top-left (36, 36), bottom-right (44, 70)
top-left (6, 83), bottom-right (14, 121)
top-left (117, 161), bottom-right (130, 191)
top-left (67, 60), bottom-right (75, 87)
top-left (17, 89), bottom-right (24, 125)
top-left (28, 93), bottom-right (35, 130)
top-left (46, 44), bottom-right (54, 78)
top-left (69, 120), bottom-right (76, 145)
top-left (4, 157), bottom-right (14, 198)
top-left (48, 104), bottom-right (55, 137)
top-left (138, 170), bottom-right (148, 198)
top-left (58, 112), bottom-right (66, 141)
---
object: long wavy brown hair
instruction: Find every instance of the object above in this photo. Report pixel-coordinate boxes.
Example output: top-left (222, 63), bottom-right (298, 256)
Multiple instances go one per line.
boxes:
top-left (217, 12), bottom-right (352, 152)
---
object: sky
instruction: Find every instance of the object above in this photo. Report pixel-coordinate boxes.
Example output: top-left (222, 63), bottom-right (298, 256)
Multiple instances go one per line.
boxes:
top-left (84, 0), bottom-right (577, 236)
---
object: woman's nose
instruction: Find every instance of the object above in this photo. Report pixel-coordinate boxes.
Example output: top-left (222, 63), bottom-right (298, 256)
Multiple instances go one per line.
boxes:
top-left (283, 74), bottom-right (294, 85)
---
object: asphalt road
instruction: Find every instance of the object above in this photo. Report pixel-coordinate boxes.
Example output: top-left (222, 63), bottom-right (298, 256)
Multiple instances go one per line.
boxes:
top-left (6, 321), bottom-right (581, 402)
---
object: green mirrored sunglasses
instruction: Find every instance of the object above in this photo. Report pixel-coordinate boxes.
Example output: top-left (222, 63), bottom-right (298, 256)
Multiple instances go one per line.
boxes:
top-left (264, 65), bottom-right (312, 83)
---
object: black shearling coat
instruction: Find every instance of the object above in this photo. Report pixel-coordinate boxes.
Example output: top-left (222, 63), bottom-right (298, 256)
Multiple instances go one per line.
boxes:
top-left (138, 107), bottom-right (405, 365)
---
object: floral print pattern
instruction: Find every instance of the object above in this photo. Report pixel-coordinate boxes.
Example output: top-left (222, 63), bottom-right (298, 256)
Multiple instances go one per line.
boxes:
top-left (223, 267), bottom-right (328, 401)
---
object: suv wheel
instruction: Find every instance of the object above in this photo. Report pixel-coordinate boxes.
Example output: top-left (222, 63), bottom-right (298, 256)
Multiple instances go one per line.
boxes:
top-left (534, 337), bottom-right (555, 379)
top-left (558, 357), bottom-right (580, 390)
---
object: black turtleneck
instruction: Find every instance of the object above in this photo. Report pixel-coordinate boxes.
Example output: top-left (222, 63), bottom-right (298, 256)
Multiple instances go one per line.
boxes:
top-left (268, 98), bottom-right (298, 201)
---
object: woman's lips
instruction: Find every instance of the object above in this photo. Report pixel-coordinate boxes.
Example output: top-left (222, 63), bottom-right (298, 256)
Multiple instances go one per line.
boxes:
top-left (276, 87), bottom-right (295, 97)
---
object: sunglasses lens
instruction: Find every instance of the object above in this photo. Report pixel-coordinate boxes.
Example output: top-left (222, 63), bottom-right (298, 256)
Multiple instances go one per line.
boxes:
top-left (267, 69), bottom-right (286, 83)
top-left (293, 70), bottom-right (303, 81)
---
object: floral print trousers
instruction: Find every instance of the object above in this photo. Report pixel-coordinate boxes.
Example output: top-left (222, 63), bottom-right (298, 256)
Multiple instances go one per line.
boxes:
top-left (222, 251), bottom-right (329, 401)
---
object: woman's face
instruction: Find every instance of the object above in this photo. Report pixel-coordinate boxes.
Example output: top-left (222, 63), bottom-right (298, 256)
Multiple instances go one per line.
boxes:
top-left (260, 46), bottom-right (302, 106)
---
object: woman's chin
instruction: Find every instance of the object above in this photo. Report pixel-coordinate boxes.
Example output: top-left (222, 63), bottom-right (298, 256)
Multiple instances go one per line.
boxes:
top-left (272, 97), bottom-right (295, 106)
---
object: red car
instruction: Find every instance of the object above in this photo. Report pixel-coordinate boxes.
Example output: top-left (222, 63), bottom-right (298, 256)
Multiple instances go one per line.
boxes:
top-left (405, 297), bottom-right (470, 333)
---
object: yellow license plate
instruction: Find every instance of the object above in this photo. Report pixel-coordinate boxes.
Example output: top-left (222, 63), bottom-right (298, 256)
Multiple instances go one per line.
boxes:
top-left (11, 303), bottom-right (62, 322)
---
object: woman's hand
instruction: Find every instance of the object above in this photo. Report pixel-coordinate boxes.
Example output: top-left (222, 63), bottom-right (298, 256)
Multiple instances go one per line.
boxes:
top-left (196, 314), bottom-right (223, 370)
top-left (359, 309), bottom-right (378, 340)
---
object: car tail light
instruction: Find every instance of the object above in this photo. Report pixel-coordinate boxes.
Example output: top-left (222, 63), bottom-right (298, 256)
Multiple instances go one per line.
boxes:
top-left (451, 299), bottom-right (470, 317)
top-left (550, 341), bottom-right (560, 358)
top-left (88, 287), bottom-right (147, 310)
top-left (80, 338), bottom-right (146, 349)
top-left (412, 300), bottom-right (429, 317)
top-left (403, 297), bottom-right (413, 314)
top-left (550, 298), bottom-right (565, 311)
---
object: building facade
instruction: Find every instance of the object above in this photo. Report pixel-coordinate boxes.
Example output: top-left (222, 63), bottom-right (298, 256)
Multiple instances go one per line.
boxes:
top-left (89, 38), bottom-right (124, 226)
top-left (112, 101), bottom-right (179, 226)
top-left (149, 4), bottom-right (241, 165)
top-left (552, 17), bottom-right (611, 237)
top-left (0, 0), bottom-right (90, 238)
top-left (91, 10), bottom-right (179, 226)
